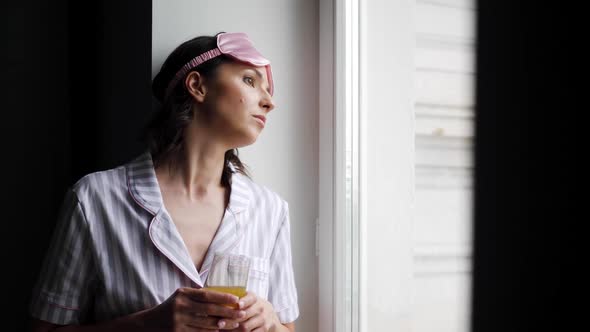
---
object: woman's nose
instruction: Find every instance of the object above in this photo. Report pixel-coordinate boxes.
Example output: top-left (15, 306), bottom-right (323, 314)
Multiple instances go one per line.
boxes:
top-left (261, 93), bottom-right (275, 112)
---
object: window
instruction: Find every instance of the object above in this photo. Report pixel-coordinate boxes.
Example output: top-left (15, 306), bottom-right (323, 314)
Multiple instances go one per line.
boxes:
top-left (413, 1), bottom-right (476, 330)
top-left (319, 0), bottom-right (476, 331)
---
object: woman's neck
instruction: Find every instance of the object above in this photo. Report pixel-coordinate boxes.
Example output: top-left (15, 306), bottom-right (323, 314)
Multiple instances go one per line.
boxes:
top-left (155, 147), bottom-right (226, 201)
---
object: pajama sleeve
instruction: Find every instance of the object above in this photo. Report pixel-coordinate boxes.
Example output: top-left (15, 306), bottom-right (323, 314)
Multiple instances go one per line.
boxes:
top-left (29, 188), bottom-right (97, 324)
top-left (267, 201), bottom-right (300, 323)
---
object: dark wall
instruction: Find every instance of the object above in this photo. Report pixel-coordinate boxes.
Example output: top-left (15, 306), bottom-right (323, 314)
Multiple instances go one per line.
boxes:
top-left (1, 1), bottom-right (151, 329)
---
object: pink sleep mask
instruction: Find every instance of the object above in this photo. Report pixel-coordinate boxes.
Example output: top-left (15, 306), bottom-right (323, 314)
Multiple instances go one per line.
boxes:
top-left (165, 32), bottom-right (274, 99)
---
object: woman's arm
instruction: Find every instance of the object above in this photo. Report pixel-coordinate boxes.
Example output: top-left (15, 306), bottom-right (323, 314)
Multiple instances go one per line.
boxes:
top-left (30, 287), bottom-right (245, 332)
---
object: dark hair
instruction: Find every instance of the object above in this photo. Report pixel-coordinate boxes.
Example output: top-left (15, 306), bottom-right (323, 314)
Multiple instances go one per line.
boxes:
top-left (141, 32), bottom-right (252, 188)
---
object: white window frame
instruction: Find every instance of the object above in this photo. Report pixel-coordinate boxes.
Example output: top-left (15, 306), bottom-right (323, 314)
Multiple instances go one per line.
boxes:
top-left (319, 0), bottom-right (415, 331)
top-left (319, 0), bottom-right (357, 330)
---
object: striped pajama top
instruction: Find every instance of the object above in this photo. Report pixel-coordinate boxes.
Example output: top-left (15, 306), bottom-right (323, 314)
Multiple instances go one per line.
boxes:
top-left (29, 150), bottom-right (299, 325)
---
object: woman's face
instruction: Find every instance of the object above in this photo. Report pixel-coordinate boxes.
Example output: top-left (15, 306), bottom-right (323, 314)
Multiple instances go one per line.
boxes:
top-left (194, 61), bottom-right (275, 148)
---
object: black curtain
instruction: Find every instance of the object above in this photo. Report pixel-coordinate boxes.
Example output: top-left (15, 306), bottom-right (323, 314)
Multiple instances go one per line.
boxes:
top-left (471, 1), bottom-right (571, 331)
top-left (1, 1), bottom-right (151, 329)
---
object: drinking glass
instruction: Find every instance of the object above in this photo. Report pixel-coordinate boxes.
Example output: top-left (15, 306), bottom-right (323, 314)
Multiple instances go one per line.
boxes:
top-left (203, 252), bottom-right (251, 307)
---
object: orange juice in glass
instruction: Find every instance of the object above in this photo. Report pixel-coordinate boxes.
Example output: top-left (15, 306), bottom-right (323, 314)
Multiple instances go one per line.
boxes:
top-left (204, 253), bottom-right (250, 308)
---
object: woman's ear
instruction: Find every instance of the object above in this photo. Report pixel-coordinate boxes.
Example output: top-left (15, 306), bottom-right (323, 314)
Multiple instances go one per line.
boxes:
top-left (184, 71), bottom-right (208, 103)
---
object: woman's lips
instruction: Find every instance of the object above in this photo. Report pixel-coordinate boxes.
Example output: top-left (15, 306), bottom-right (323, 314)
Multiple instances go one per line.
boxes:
top-left (252, 115), bottom-right (266, 126)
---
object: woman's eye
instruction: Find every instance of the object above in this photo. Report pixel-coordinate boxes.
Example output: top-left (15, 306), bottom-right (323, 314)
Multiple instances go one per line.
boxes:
top-left (244, 76), bottom-right (254, 86)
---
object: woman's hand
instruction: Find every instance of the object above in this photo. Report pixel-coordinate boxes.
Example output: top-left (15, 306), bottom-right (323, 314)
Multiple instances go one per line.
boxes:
top-left (223, 292), bottom-right (280, 332)
top-left (141, 287), bottom-right (247, 331)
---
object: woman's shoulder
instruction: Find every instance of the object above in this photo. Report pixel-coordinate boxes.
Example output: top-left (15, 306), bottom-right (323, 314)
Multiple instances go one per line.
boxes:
top-left (71, 151), bottom-right (150, 199)
top-left (235, 172), bottom-right (289, 217)
top-left (70, 164), bottom-right (128, 203)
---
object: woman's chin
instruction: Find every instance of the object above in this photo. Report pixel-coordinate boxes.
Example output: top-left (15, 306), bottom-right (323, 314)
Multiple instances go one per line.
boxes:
top-left (233, 132), bottom-right (259, 148)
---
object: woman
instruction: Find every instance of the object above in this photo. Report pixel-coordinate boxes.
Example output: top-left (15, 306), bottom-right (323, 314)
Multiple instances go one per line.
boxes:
top-left (29, 32), bottom-right (298, 332)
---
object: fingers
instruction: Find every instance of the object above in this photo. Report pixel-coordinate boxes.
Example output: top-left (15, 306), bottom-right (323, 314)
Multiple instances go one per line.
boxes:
top-left (179, 287), bottom-right (240, 305)
top-left (191, 301), bottom-right (247, 319)
top-left (173, 294), bottom-right (239, 320)
top-left (182, 312), bottom-right (240, 331)
top-left (242, 300), bottom-right (264, 321)
top-left (215, 313), bottom-right (248, 331)
top-left (221, 300), bottom-right (264, 331)
top-left (173, 287), bottom-right (248, 331)
top-left (215, 319), bottom-right (241, 330)
top-left (181, 313), bottom-right (221, 330)
top-left (223, 292), bottom-right (262, 329)
top-left (252, 327), bottom-right (271, 332)
top-left (239, 314), bottom-right (265, 331)
top-left (237, 292), bottom-right (258, 310)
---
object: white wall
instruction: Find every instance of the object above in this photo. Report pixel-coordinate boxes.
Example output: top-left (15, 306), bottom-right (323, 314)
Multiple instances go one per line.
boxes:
top-left (152, 1), bottom-right (319, 331)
